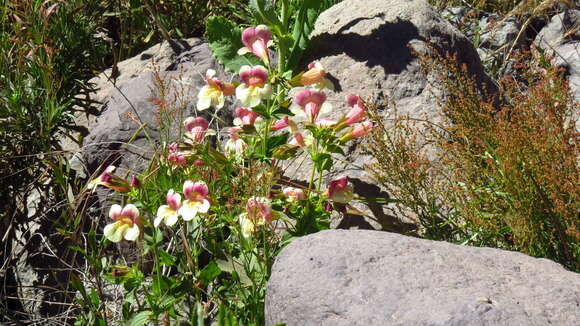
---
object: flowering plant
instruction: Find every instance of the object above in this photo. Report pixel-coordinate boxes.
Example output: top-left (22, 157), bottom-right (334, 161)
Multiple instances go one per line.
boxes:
top-left (80, 3), bottom-right (374, 324)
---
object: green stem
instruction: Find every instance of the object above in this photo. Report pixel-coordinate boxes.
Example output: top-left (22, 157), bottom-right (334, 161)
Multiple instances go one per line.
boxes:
top-left (308, 139), bottom-right (319, 190)
top-left (281, 0), bottom-right (291, 32)
top-left (316, 167), bottom-right (324, 192)
top-left (262, 117), bottom-right (271, 158)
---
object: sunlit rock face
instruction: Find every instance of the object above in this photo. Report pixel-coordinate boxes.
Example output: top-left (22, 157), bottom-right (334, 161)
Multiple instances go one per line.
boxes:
top-left (266, 229), bottom-right (580, 326)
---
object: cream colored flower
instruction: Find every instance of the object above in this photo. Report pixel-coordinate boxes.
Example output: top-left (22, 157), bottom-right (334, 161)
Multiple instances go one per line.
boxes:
top-left (103, 204), bottom-right (141, 242)
top-left (154, 189), bottom-right (182, 227)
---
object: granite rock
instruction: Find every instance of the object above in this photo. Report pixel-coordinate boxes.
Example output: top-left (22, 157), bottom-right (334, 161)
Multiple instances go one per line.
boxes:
top-left (266, 230), bottom-right (580, 326)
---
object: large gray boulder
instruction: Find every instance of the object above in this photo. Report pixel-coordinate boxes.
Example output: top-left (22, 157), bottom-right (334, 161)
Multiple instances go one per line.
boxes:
top-left (266, 230), bottom-right (580, 326)
top-left (285, 0), bottom-right (494, 231)
top-left (304, 0), bottom-right (493, 124)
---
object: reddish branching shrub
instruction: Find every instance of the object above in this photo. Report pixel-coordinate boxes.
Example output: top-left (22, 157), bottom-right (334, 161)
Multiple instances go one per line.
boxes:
top-left (366, 47), bottom-right (579, 271)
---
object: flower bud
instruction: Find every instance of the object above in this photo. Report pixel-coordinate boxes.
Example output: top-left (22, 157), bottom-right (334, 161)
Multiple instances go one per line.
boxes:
top-left (130, 176), bottom-right (140, 188)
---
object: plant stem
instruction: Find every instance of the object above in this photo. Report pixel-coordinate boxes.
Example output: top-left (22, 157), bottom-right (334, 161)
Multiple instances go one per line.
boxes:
top-left (180, 222), bottom-right (195, 274)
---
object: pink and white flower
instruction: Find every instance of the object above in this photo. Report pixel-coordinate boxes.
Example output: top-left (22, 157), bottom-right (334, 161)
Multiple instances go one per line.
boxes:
top-left (103, 204), bottom-right (141, 242)
top-left (178, 180), bottom-right (210, 221)
top-left (130, 176), bottom-right (140, 188)
top-left (167, 142), bottom-right (179, 153)
top-left (235, 65), bottom-right (272, 107)
top-left (315, 117), bottom-right (337, 127)
top-left (292, 61), bottom-right (334, 90)
top-left (197, 69), bottom-right (236, 111)
top-left (238, 196), bottom-right (275, 238)
top-left (184, 117), bottom-right (209, 143)
top-left (288, 131), bottom-right (306, 147)
top-left (167, 152), bottom-right (186, 166)
top-left (271, 116), bottom-right (291, 131)
top-left (88, 165), bottom-right (130, 193)
top-left (344, 94), bottom-right (367, 125)
top-left (237, 25), bottom-right (273, 63)
top-left (234, 107), bottom-right (260, 126)
top-left (340, 121), bottom-right (374, 143)
top-left (326, 176), bottom-right (354, 204)
top-left (224, 127), bottom-right (247, 158)
top-left (290, 89), bottom-right (332, 124)
top-left (352, 121), bottom-right (374, 138)
top-left (154, 189), bottom-right (182, 227)
top-left (283, 187), bottom-right (306, 201)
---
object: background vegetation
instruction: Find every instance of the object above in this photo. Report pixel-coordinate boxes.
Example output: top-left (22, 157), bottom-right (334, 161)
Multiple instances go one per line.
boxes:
top-left (0, 0), bottom-right (577, 324)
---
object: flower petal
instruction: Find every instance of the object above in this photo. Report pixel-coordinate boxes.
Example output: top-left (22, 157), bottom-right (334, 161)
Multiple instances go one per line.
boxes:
top-left (206, 69), bottom-right (216, 79)
top-left (179, 200), bottom-right (199, 221)
top-left (103, 222), bottom-right (119, 242)
top-left (197, 87), bottom-right (212, 111)
top-left (198, 199), bottom-right (211, 214)
top-left (156, 205), bottom-right (171, 221)
top-left (260, 84), bottom-right (272, 99)
top-left (236, 84), bottom-right (250, 105)
top-left (121, 204), bottom-right (140, 220)
top-left (319, 101), bottom-right (333, 116)
top-left (109, 204), bottom-right (122, 219)
top-left (239, 215), bottom-right (254, 238)
top-left (289, 103), bottom-right (305, 118)
top-left (124, 224), bottom-right (140, 241)
top-left (153, 215), bottom-right (163, 228)
top-left (216, 94), bottom-right (225, 109)
top-left (165, 213), bottom-right (179, 227)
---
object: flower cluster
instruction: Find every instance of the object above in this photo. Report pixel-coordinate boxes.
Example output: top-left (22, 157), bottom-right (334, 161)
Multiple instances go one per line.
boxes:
top-left (102, 180), bottom-right (211, 243)
top-left (98, 25), bottom-right (374, 244)
top-left (154, 180), bottom-right (211, 228)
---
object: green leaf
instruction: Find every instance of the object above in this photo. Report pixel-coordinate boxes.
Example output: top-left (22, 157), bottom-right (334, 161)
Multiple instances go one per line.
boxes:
top-left (272, 105), bottom-right (293, 117)
top-left (241, 124), bottom-right (257, 134)
top-left (152, 276), bottom-right (171, 296)
top-left (198, 262), bottom-right (222, 286)
top-left (252, 105), bottom-right (270, 118)
top-left (143, 30), bottom-right (154, 43)
top-left (312, 153), bottom-right (332, 172)
top-left (126, 311), bottom-right (152, 326)
top-left (158, 295), bottom-right (180, 310)
top-left (249, 0), bottom-right (282, 27)
top-left (326, 144), bottom-right (345, 155)
top-left (157, 249), bottom-right (176, 266)
top-left (272, 144), bottom-right (300, 160)
top-left (287, 0), bottom-right (326, 71)
top-left (267, 133), bottom-right (290, 153)
top-left (89, 288), bottom-right (100, 307)
top-left (68, 246), bottom-right (86, 255)
top-left (359, 197), bottom-right (404, 205)
top-left (216, 258), bottom-right (252, 285)
top-left (206, 16), bottom-right (261, 73)
top-left (70, 274), bottom-right (88, 300)
top-left (208, 147), bottom-right (230, 165)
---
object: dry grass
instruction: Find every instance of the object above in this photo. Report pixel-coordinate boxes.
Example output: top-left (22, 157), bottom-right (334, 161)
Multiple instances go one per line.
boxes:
top-left (366, 45), bottom-right (579, 271)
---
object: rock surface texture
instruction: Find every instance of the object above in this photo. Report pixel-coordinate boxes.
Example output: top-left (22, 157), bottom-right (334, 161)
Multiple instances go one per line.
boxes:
top-left (534, 10), bottom-right (580, 106)
top-left (266, 230), bottom-right (580, 326)
top-left (287, 0), bottom-right (494, 231)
